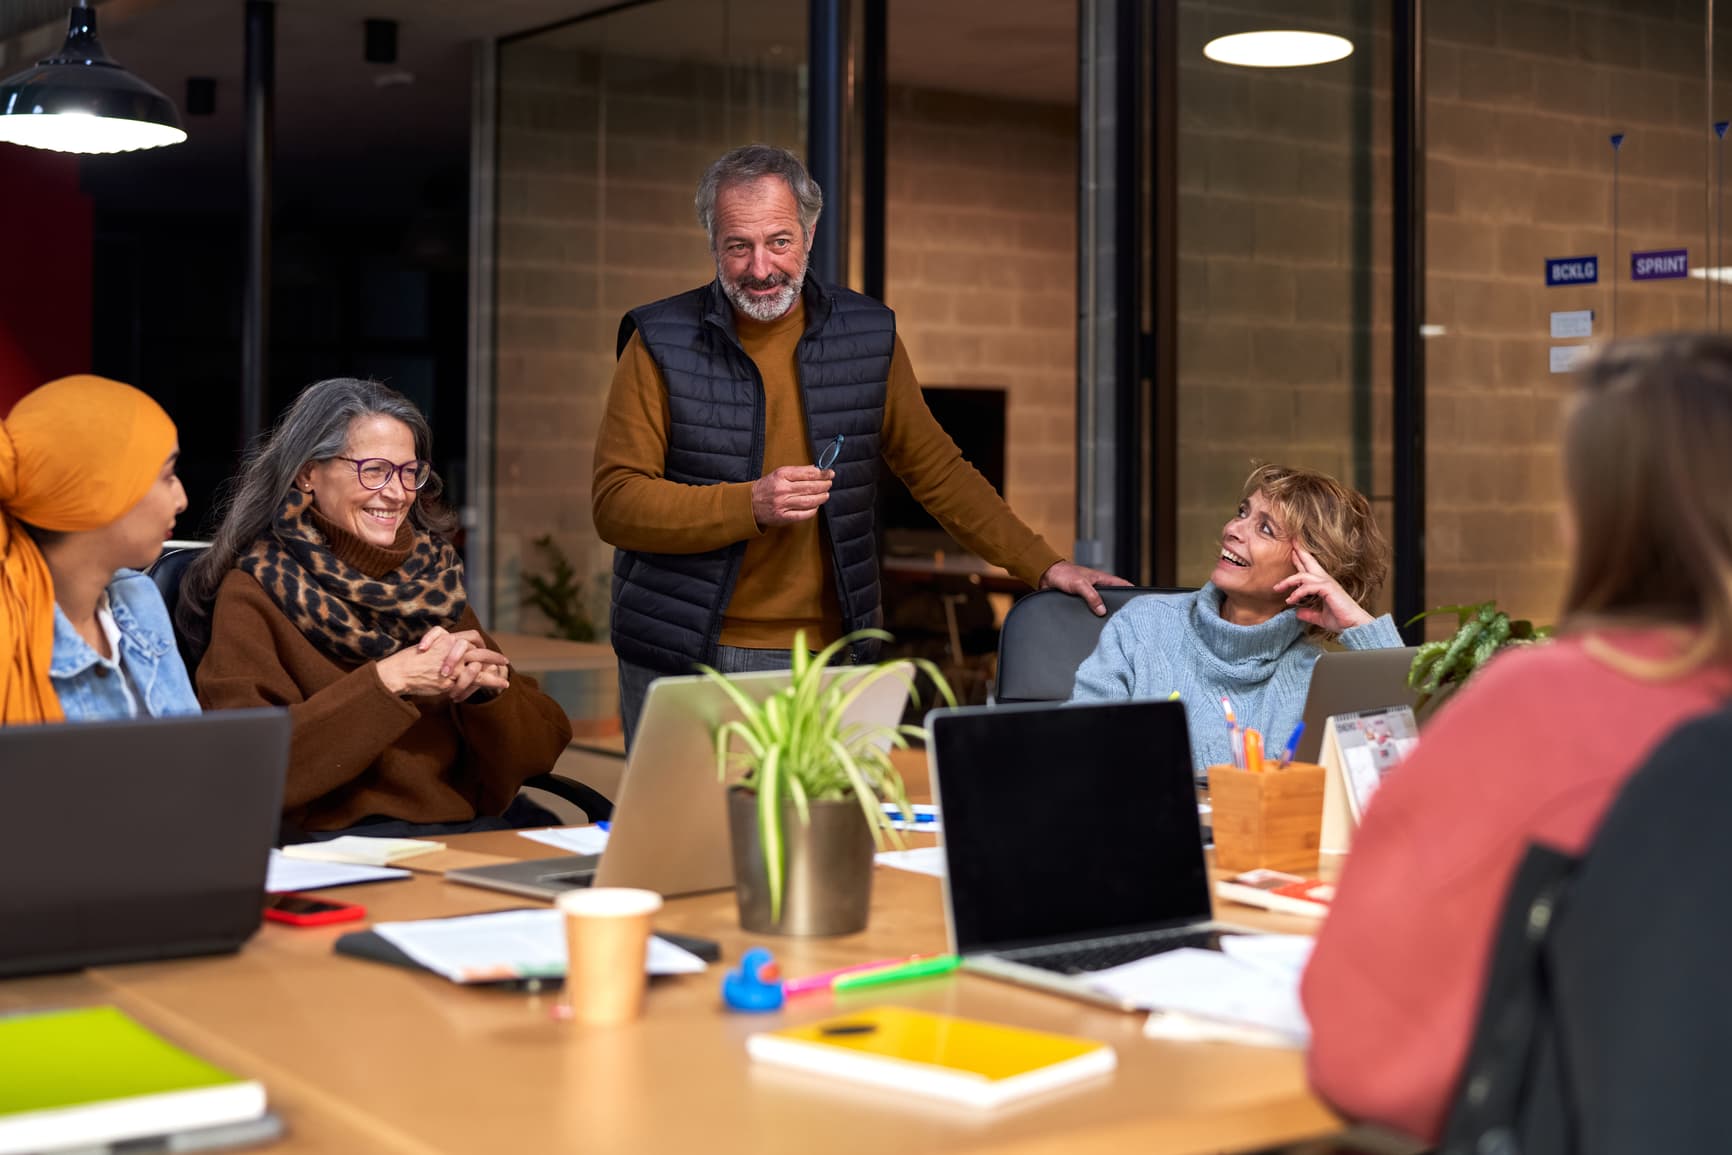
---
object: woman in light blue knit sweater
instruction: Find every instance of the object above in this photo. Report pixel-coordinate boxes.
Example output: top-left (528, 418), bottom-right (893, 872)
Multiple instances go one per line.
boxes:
top-left (1072, 464), bottom-right (1403, 775)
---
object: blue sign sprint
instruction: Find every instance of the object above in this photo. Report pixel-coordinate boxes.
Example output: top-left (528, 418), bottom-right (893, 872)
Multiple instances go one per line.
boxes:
top-left (1631, 248), bottom-right (1688, 281)
top-left (1545, 256), bottom-right (1598, 287)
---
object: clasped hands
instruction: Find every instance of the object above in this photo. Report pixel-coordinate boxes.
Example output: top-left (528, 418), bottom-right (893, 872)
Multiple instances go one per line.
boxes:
top-left (376, 626), bottom-right (510, 703)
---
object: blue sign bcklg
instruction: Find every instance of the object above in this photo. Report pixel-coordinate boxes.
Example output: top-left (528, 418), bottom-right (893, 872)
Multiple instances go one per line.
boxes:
top-left (1545, 256), bottom-right (1598, 287)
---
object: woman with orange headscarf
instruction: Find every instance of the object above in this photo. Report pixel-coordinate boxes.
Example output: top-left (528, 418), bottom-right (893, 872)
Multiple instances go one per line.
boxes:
top-left (0, 375), bottom-right (198, 723)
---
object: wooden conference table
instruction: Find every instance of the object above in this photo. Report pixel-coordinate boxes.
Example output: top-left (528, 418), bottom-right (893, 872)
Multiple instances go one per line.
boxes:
top-left (0, 757), bottom-right (1342, 1155)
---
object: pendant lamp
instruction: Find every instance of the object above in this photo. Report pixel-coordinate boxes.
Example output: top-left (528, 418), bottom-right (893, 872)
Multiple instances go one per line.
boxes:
top-left (0, 2), bottom-right (186, 154)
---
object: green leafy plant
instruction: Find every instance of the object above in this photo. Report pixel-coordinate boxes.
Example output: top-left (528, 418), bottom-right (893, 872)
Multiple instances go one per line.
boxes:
top-left (699, 628), bottom-right (956, 922)
top-left (1406, 601), bottom-right (1552, 711)
top-left (521, 534), bottom-right (595, 642)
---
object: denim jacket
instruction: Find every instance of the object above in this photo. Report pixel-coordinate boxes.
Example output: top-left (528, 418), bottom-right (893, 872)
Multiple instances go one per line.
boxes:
top-left (50, 569), bottom-right (201, 722)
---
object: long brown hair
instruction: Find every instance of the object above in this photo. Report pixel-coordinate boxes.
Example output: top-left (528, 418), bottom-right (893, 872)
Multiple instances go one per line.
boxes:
top-left (1563, 333), bottom-right (1732, 673)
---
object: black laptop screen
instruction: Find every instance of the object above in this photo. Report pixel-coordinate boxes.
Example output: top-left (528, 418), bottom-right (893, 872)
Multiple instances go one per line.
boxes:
top-left (931, 699), bottom-right (1212, 954)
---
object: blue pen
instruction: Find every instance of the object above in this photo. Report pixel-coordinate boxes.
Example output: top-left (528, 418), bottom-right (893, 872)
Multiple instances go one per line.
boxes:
top-left (1277, 722), bottom-right (1305, 768)
top-left (596, 821), bottom-right (611, 832)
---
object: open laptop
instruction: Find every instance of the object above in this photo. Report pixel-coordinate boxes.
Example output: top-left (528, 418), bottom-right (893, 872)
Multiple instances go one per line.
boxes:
top-left (1293, 646), bottom-right (1420, 763)
top-left (0, 708), bottom-right (289, 978)
top-left (447, 663), bottom-right (915, 901)
top-left (931, 699), bottom-right (1247, 1010)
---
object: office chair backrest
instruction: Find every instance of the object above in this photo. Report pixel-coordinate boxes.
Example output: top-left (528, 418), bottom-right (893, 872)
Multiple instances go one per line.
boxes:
top-left (148, 541), bottom-right (210, 672)
top-left (993, 587), bottom-right (1190, 703)
top-left (1439, 705), bottom-right (1732, 1155)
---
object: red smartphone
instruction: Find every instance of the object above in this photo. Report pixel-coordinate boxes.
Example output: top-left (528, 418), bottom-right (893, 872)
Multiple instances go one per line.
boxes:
top-left (264, 894), bottom-right (366, 927)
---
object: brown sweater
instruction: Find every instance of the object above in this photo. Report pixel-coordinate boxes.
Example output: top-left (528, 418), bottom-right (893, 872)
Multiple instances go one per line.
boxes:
top-left (196, 519), bottom-right (573, 831)
top-left (592, 298), bottom-right (1063, 649)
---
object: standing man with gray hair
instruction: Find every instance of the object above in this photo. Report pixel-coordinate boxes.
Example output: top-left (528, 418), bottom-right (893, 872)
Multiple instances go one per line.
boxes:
top-left (593, 143), bottom-right (1126, 746)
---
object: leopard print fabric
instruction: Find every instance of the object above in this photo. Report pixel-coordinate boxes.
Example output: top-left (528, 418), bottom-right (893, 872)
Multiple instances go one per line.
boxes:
top-left (237, 489), bottom-right (467, 665)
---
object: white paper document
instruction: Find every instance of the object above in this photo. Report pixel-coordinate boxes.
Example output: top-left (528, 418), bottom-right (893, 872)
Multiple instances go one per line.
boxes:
top-left (520, 826), bottom-right (612, 856)
top-left (281, 835), bottom-right (445, 866)
top-left (873, 846), bottom-right (948, 877)
top-left (1087, 945), bottom-right (1311, 1046)
top-left (1221, 933), bottom-right (1314, 982)
top-left (880, 802), bottom-right (941, 833)
top-left (265, 850), bottom-right (411, 894)
top-left (372, 909), bottom-right (707, 984)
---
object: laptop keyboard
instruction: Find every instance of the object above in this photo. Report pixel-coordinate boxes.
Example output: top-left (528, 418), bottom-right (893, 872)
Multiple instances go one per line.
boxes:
top-left (999, 929), bottom-right (1237, 975)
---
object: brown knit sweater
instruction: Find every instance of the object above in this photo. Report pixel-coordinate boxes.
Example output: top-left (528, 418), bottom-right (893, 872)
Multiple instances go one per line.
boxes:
top-left (592, 298), bottom-right (1063, 650)
top-left (196, 515), bottom-right (572, 831)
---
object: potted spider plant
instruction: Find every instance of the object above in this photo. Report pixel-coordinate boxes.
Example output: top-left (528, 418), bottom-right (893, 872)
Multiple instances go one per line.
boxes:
top-left (1407, 601), bottom-right (1552, 716)
top-left (700, 628), bottom-right (954, 937)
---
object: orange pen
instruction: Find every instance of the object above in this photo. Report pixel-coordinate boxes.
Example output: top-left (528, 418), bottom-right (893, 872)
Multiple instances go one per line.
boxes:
top-left (1244, 728), bottom-right (1265, 774)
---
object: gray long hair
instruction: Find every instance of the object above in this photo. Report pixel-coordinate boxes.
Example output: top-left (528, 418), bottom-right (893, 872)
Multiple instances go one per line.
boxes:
top-left (176, 377), bottom-right (457, 661)
top-left (694, 144), bottom-right (823, 248)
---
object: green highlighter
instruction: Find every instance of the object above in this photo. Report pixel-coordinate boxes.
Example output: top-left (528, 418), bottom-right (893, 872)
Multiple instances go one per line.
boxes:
top-left (832, 954), bottom-right (961, 993)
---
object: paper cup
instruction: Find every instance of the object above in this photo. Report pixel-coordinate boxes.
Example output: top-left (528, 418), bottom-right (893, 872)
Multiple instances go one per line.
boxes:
top-left (556, 887), bottom-right (663, 1026)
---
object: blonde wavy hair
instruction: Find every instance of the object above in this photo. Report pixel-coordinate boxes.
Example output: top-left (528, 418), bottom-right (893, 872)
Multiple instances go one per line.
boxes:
top-left (1241, 463), bottom-right (1389, 622)
top-left (1563, 333), bottom-right (1732, 678)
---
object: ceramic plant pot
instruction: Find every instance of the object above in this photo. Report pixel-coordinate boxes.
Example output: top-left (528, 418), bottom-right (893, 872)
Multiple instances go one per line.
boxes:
top-left (727, 787), bottom-right (875, 936)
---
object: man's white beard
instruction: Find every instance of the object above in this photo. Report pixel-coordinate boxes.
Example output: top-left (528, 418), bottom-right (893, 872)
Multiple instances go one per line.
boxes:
top-left (719, 258), bottom-right (807, 322)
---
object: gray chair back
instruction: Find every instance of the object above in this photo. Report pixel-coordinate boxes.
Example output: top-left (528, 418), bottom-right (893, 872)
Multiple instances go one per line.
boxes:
top-left (993, 587), bottom-right (1190, 704)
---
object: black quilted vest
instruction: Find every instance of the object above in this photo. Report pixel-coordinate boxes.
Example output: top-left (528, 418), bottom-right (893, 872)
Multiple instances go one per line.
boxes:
top-left (609, 278), bottom-right (894, 675)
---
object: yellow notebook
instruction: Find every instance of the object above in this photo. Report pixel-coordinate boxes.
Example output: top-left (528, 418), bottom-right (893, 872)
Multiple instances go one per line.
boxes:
top-left (746, 1006), bottom-right (1116, 1108)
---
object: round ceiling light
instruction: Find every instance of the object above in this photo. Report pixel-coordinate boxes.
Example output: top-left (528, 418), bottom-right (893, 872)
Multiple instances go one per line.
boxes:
top-left (1203, 30), bottom-right (1354, 68)
top-left (0, 4), bottom-right (186, 154)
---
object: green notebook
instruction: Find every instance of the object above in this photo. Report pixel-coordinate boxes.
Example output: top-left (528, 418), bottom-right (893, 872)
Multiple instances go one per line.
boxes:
top-left (0, 1007), bottom-right (266, 1155)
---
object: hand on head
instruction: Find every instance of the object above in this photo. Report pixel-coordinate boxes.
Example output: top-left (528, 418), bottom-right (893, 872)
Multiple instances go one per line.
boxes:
top-left (1038, 560), bottom-right (1133, 617)
top-left (1273, 546), bottom-right (1373, 632)
top-left (751, 465), bottom-right (833, 529)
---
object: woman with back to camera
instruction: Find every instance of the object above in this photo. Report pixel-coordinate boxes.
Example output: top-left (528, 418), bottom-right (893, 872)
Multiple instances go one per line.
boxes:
top-left (1303, 333), bottom-right (1732, 1143)
top-left (0, 374), bottom-right (198, 723)
top-left (178, 377), bottom-right (571, 838)
top-left (1070, 463), bottom-right (1404, 775)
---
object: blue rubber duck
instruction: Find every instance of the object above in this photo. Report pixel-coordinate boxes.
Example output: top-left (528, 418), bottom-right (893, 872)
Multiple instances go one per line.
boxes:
top-left (722, 947), bottom-right (785, 1012)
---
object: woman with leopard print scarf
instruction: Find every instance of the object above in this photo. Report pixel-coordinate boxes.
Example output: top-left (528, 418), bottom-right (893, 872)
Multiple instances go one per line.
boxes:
top-left (178, 378), bottom-right (572, 839)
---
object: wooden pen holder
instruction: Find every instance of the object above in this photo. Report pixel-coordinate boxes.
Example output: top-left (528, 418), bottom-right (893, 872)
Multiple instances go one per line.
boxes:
top-left (1207, 762), bottom-right (1326, 874)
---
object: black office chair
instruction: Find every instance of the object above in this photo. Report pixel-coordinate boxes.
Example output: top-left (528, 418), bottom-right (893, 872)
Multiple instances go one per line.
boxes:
top-left (1437, 705), bottom-right (1732, 1155)
top-left (992, 586), bottom-right (1190, 704)
top-left (146, 542), bottom-right (614, 823)
top-left (149, 543), bottom-right (209, 672)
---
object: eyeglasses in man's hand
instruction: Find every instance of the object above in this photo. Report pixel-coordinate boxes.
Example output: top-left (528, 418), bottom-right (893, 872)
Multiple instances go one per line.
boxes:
top-left (816, 434), bottom-right (844, 471)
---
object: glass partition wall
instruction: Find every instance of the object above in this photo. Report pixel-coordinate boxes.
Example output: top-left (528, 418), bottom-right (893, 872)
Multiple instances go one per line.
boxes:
top-left (1173, 1), bottom-right (1395, 610)
top-left (476, 0), bottom-right (1732, 688)
top-left (487, 0), bottom-right (806, 661)
top-left (1422, 0), bottom-right (1723, 631)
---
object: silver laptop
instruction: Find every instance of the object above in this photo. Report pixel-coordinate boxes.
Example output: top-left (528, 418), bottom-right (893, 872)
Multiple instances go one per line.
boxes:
top-left (1293, 646), bottom-right (1420, 763)
top-left (0, 709), bottom-right (289, 978)
top-left (931, 699), bottom-right (1246, 1010)
top-left (447, 663), bottom-right (914, 901)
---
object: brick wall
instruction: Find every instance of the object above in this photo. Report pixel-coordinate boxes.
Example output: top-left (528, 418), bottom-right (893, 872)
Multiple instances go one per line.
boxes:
top-left (1425, 0), bottom-right (1722, 628)
top-left (884, 88), bottom-right (1079, 551)
top-left (490, 42), bottom-right (1079, 634)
